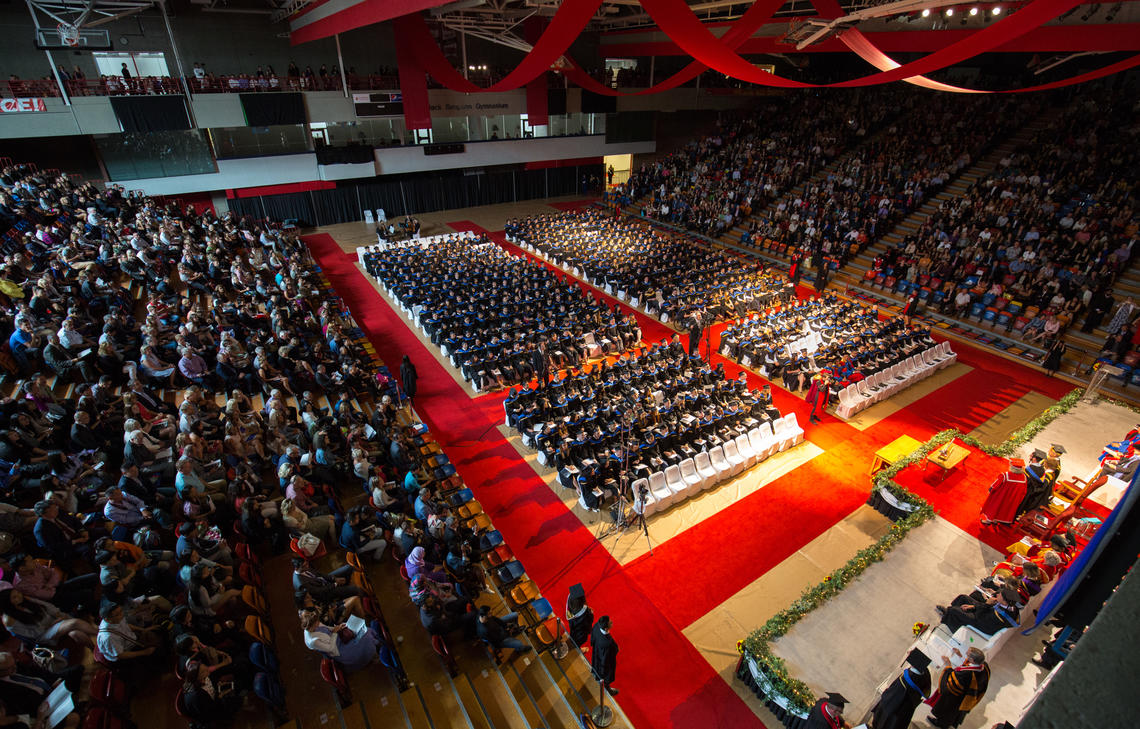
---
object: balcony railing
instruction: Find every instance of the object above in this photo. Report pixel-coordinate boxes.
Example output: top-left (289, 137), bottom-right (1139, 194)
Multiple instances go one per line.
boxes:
top-left (0, 74), bottom-right (403, 99)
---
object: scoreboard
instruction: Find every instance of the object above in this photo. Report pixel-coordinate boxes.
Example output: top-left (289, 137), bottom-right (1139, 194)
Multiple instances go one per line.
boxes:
top-left (353, 93), bottom-right (404, 118)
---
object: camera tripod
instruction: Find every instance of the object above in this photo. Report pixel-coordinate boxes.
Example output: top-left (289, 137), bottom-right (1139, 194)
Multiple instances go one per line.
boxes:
top-left (601, 413), bottom-right (654, 556)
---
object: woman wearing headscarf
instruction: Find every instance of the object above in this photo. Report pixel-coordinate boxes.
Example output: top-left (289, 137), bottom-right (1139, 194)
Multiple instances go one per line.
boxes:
top-left (404, 546), bottom-right (448, 584)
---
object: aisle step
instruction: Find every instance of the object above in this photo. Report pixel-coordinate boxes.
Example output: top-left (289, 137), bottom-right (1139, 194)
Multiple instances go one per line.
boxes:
top-left (397, 684), bottom-right (437, 729)
top-left (508, 651), bottom-right (580, 728)
top-left (341, 702), bottom-right (369, 729)
top-left (448, 669), bottom-right (495, 729)
top-left (453, 641), bottom-right (540, 729)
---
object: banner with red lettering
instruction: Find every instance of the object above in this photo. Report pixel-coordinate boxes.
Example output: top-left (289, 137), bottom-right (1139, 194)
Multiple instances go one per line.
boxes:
top-left (0, 98), bottom-right (47, 113)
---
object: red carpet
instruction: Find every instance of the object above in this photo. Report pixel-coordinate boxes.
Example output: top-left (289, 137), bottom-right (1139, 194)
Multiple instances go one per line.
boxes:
top-left (443, 220), bottom-right (483, 234)
top-left (867, 367), bottom-right (1034, 445)
top-left (304, 225), bottom-right (1081, 729)
top-left (624, 446), bottom-right (872, 629)
top-left (548, 197), bottom-right (600, 211)
top-left (892, 443), bottom-right (1019, 551)
top-left (304, 233), bottom-right (766, 729)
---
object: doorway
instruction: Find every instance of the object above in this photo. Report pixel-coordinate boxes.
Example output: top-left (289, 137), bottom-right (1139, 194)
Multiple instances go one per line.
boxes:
top-left (603, 153), bottom-right (632, 188)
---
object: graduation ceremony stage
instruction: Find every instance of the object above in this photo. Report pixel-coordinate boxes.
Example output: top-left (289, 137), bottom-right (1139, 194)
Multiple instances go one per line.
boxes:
top-left (302, 196), bottom-right (1081, 729)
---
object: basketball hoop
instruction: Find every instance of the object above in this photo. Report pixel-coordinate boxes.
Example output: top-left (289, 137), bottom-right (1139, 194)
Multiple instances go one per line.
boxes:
top-left (57, 23), bottom-right (80, 48)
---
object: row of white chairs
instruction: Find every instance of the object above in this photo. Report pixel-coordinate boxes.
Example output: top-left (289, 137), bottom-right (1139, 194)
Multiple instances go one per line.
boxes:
top-left (626, 414), bottom-right (804, 516)
top-left (835, 342), bottom-right (957, 419)
top-left (355, 230), bottom-right (477, 264)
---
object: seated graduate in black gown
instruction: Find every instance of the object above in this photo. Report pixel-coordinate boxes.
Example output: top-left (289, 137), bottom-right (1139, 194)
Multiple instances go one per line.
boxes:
top-left (936, 585), bottom-right (1021, 636)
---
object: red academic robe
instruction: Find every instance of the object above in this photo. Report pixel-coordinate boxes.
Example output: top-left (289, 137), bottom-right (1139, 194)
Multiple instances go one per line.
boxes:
top-left (981, 470), bottom-right (1028, 525)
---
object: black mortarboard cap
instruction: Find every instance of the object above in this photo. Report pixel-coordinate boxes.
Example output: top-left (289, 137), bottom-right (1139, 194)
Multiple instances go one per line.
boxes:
top-left (906, 648), bottom-right (932, 670)
top-left (1032, 449), bottom-right (1047, 460)
top-left (1050, 444), bottom-right (1067, 454)
top-left (568, 583), bottom-right (585, 601)
top-left (825, 692), bottom-right (848, 706)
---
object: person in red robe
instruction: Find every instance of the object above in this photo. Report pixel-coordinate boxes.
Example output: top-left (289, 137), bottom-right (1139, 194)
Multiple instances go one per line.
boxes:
top-left (980, 458), bottom-right (1027, 526)
top-left (805, 370), bottom-right (833, 425)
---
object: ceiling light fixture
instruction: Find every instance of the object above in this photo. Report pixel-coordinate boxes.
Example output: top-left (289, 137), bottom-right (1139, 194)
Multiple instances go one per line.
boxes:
top-left (992, 6), bottom-right (1002, 14)
top-left (945, 7), bottom-right (954, 16)
top-left (921, 7), bottom-right (931, 16)
top-left (969, 6), bottom-right (978, 15)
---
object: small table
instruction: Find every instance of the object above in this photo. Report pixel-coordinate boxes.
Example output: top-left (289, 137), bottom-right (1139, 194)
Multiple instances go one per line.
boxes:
top-left (871, 435), bottom-right (923, 477)
top-left (925, 441), bottom-right (971, 482)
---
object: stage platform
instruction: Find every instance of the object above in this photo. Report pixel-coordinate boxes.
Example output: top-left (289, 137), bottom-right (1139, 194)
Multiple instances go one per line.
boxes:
top-left (766, 514), bottom-right (1053, 729)
top-left (1015, 397), bottom-right (1139, 511)
top-left (772, 516), bottom-right (1000, 720)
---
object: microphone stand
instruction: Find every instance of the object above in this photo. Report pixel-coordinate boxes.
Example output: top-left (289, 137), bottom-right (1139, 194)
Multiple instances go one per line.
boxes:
top-left (605, 409), bottom-right (633, 538)
top-left (704, 311), bottom-right (714, 362)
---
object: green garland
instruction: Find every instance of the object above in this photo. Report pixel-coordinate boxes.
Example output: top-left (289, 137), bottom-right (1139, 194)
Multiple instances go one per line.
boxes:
top-left (738, 387), bottom-right (1085, 713)
top-left (739, 502), bottom-right (933, 712)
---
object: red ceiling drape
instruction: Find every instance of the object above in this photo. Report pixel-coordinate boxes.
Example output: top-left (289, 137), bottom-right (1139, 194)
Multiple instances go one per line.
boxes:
top-left (561, 0), bottom-right (787, 96)
top-left (392, 0), bottom-right (1139, 97)
top-left (525, 17), bottom-right (549, 126)
top-left (393, 0), bottom-right (602, 93)
top-left (394, 20), bottom-right (432, 129)
top-left (640, 0), bottom-right (1084, 88)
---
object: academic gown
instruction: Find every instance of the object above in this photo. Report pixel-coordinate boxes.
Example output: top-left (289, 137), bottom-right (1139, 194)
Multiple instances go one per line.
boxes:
top-left (871, 667), bottom-right (931, 729)
top-left (804, 699), bottom-right (845, 729)
top-left (589, 624), bottom-right (618, 685)
top-left (980, 471), bottom-right (1027, 524)
top-left (1018, 463), bottom-right (1054, 514)
top-left (400, 359), bottom-right (418, 399)
top-left (567, 605), bottom-right (594, 647)
top-left (929, 663), bottom-right (990, 728)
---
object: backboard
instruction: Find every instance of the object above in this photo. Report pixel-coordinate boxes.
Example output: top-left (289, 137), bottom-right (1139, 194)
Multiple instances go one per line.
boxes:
top-left (34, 26), bottom-right (113, 51)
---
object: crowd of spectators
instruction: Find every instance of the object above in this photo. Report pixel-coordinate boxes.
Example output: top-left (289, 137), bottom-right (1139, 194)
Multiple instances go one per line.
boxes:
top-left (615, 92), bottom-right (897, 239)
top-left (747, 95), bottom-right (1034, 270)
top-left (504, 337), bottom-right (782, 510)
top-left (864, 91), bottom-right (1139, 358)
top-left (0, 162), bottom-right (450, 726)
top-left (363, 236), bottom-right (642, 392)
top-left (507, 210), bottom-right (793, 325)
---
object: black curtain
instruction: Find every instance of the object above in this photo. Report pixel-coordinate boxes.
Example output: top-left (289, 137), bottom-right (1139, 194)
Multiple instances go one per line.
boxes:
top-left (110, 95), bottom-right (191, 132)
top-left (240, 93), bottom-right (306, 126)
top-left (359, 181), bottom-right (408, 219)
top-left (230, 192), bottom-right (315, 226)
top-left (311, 187), bottom-right (361, 227)
top-left (227, 197), bottom-right (263, 220)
